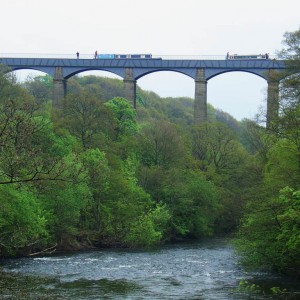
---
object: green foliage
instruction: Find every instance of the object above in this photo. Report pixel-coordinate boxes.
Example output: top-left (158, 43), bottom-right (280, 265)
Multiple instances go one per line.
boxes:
top-left (0, 73), bottom-right (77, 185)
top-left (235, 187), bottom-right (300, 274)
top-left (0, 185), bottom-right (47, 256)
top-left (138, 166), bottom-right (221, 240)
top-left (276, 188), bottom-right (300, 268)
top-left (138, 119), bottom-right (185, 168)
top-left (163, 169), bottom-right (220, 239)
top-left (124, 204), bottom-right (171, 247)
top-left (105, 97), bottom-right (138, 139)
top-left (234, 28), bottom-right (300, 276)
top-left (270, 286), bottom-right (288, 295)
top-left (68, 75), bottom-right (125, 101)
top-left (0, 64), bottom-right (242, 256)
top-left (273, 27), bottom-right (300, 178)
top-left (191, 122), bottom-right (256, 233)
top-left (95, 169), bottom-right (155, 246)
top-left (238, 279), bottom-right (262, 294)
top-left (239, 119), bottom-right (277, 159)
top-left (80, 148), bottom-right (110, 231)
top-left (57, 91), bottom-right (115, 149)
top-left (22, 75), bottom-right (52, 104)
top-left (191, 122), bottom-right (241, 174)
top-left (38, 180), bottom-right (90, 245)
top-left (264, 139), bottom-right (300, 190)
top-left (238, 279), bottom-right (288, 297)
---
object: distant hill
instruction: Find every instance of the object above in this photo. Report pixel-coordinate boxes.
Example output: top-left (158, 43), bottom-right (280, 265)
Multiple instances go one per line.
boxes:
top-left (67, 75), bottom-right (240, 130)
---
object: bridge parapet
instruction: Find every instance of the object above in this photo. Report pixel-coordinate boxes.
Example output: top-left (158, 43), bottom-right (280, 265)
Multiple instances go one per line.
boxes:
top-left (0, 53), bottom-right (279, 60)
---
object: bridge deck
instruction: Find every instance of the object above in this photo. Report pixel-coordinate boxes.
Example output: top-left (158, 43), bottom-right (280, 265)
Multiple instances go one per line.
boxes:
top-left (0, 57), bottom-right (286, 80)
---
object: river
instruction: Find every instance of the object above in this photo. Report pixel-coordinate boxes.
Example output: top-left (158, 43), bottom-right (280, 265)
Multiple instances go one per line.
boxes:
top-left (0, 238), bottom-right (299, 299)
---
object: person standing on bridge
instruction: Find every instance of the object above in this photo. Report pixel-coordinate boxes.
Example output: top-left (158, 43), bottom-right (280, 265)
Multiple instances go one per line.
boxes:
top-left (94, 50), bottom-right (98, 59)
top-left (76, 51), bottom-right (79, 59)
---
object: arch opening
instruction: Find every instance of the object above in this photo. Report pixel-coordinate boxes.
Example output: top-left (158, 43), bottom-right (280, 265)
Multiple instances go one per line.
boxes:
top-left (10, 69), bottom-right (48, 83)
top-left (207, 69), bottom-right (267, 81)
top-left (137, 70), bottom-right (194, 99)
top-left (208, 71), bottom-right (267, 121)
top-left (66, 69), bottom-right (123, 80)
top-left (67, 70), bottom-right (125, 101)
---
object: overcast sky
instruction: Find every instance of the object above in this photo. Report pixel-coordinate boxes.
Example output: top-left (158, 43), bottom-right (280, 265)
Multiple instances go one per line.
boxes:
top-left (1, 0), bottom-right (300, 120)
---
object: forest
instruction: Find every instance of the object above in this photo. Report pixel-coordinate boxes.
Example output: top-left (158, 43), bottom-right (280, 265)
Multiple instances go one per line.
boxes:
top-left (0, 28), bottom-right (299, 278)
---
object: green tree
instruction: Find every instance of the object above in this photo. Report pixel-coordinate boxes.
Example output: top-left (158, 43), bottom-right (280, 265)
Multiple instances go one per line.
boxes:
top-left (235, 27), bottom-right (300, 276)
top-left (235, 187), bottom-right (300, 274)
top-left (37, 153), bottom-right (90, 247)
top-left (0, 74), bottom-right (78, 185)
top-left (239, 119), bottom-right (277, 160)
top-left (191, 122), bottom-right (242, 175)
top-left (80, 148), bottom-right (110, 232)
top-left (96, 168), bottom-right (167, 247)
top-left (0, 185), bottom-right (47, 257)
top-left (57, 91), bottom-right (115, 149)
top-left (68, 75), bottom-right (125, 101)
top-left (161, 169), bottom-right (220, 239)
top-left (22, 75), bottom-right (52, 104)
top-left (138, 119), bottom-right (185, 168)
top-left (124, 204), bottom-right (170, 247)
top-left (105, 97), bottom-right (137, 140)
top-left (275, 27), bottom-right (300, 174)
top-left (264, 139), bottom-right (300, 191)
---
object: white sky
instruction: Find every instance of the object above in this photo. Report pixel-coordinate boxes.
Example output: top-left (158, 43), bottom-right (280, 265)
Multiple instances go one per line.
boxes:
top-left (1, 0), bottom-right (300, 120)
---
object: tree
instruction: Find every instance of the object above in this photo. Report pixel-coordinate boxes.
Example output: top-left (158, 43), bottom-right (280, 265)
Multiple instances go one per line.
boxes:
top-left (22, 75), bottom-right (52, 105)
top-left (235, 28), bottom-right (300, 276)
top-left (37, 173), bottom-right (90, 247)
top-left (105, 97), bottom-right (137, 140)
top-left (235, 187), bottom-right (300, 274)
top-left (80, 148), bottom-right (110, 231)
top-left (138, 119), bottom-right (185, 168)
top-left (0, 184), bottom-right (48, 257)
top-left (159, 169), bottom-right (220, 239)
top-left (0, 73), bottom-right (79, 185)
top-left (68, 75), bottom-right (125, 101)
top-left (264, 138), bottom-right (300, 191)
top-left (272, 28), bottom-right (300, 176)
top-left (93, 166), bottom-right (168, 247)
top-left (191, 122), bottom-right (242, 174)
top-left (57, 91), bottom-right (115, 149)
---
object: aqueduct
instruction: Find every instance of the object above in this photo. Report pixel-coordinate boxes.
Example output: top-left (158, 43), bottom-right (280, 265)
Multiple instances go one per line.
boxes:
top-left (0, 56), bottom-right (286, 125)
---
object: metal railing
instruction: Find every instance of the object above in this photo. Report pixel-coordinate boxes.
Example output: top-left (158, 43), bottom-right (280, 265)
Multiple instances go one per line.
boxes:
top-left (0, 53), bottom-right (278, 60)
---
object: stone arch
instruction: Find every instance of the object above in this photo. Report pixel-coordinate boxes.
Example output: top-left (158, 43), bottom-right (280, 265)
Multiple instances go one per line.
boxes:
top-left (206, 69), bottom-right (268, 81)
top-left (1, 66), bottom-right (52, 77)
top-left (207, 69), bottom-right (269, 121)
top-left (4, 68), bottom-right (51, 86)
top-left (135, 69), bottom-right (195, 100)
top-left (135, 68), bottom-right (195, 80)
top-left (64, 68), bottom-right (124, 79)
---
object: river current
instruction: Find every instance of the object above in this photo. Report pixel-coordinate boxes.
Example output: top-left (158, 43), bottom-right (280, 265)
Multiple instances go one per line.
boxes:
top-left (1, 238), bottom-right (299, 299)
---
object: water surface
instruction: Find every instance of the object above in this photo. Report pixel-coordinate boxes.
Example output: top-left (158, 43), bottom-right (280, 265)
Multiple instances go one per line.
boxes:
top-left (1, 238), bottom-right (299, 299)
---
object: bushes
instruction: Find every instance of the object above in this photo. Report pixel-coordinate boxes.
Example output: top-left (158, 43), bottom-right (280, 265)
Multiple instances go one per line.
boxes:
top-left (0, 185), bottom-right (47, 256)
top-left (235, 187), bottom-right (300, 274)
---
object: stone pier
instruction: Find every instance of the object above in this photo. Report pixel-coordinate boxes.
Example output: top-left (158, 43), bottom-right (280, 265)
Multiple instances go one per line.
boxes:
top-left (124, 68), bottom-right (137, 108)
top-left (194, 68), bottom-right (207, 124)
top-left (266, 71), bottom-right (280, 128)
top-left (53, 67), bottom-right (66, 109)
